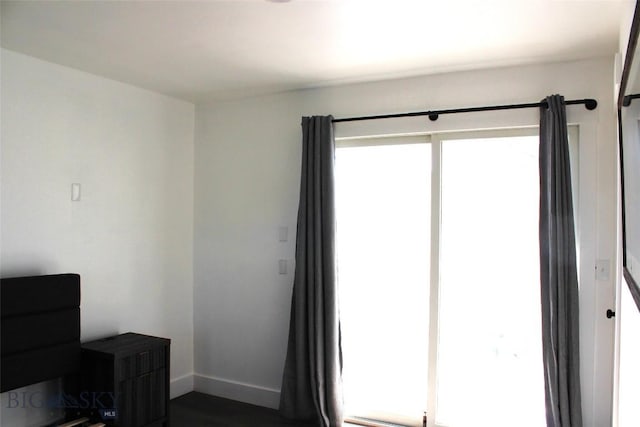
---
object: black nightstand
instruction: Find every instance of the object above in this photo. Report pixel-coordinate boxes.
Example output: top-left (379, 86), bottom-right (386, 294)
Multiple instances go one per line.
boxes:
top-left (74, 333), bottom-right (171, 427)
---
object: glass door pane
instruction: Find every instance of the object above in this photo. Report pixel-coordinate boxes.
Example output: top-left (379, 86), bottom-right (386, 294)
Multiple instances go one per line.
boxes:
top-left (436, 135), bottom-right (545, 427)
top-left (336, 141), bottom-right (431, 426)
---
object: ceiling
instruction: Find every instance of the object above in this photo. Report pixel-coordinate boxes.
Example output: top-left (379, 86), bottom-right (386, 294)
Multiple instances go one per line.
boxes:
top-left (0, 0), bottom-right (631, 102)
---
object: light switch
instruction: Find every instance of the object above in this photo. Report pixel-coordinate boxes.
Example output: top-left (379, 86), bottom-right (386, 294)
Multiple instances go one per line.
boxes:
top-left (278, 226), bottom-right (288, 242)
top-left (71, 183), bottom-right (81, 201)
top-left (279, 259), bottom-right (288, 275)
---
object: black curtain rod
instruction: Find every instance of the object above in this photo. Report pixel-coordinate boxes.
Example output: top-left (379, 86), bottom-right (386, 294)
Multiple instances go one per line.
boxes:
top-left (332, 98), bottom-right (598, 123)
top-left (623, 93), bottom-right (640, 107)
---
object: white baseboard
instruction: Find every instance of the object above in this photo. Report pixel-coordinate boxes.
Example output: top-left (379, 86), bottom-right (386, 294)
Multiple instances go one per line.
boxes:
top-left (193, 374), bottom-right (280, 409)
top-left (170, 374), bottom-right (194, 399)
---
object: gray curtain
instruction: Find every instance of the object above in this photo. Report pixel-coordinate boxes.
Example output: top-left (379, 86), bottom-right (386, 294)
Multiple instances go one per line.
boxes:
top-left (279, 116), bottom-right (343, 427)
top-left (539, 95), bottom-right (583, 427)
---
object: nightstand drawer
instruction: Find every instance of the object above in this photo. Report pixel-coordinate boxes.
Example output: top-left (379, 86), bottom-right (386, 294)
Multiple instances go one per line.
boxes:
top-left (118, 347), bottom-right (166, 380)
top-left (118, 368), bottom-right (166, 426)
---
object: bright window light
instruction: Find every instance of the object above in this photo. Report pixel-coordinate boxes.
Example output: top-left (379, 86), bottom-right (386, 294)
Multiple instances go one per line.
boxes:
top-left (436, 135), bottom-right (545, 426)
top-left (336, 132), bottom-right (547, 427)
top-left (336, 141), bottom-right (431, 425)
top-left (617, 282), bottom-right (640, 427)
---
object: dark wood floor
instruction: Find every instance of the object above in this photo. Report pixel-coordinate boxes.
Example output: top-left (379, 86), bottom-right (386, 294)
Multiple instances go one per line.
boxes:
top-left (170, 392), bottom-right (317, 427)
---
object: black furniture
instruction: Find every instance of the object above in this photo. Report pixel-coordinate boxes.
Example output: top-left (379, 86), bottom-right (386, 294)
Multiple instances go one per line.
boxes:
top-left (0, 273), bottom-right (81, 393)
top-left (78, 333), bottom-right (171, 427)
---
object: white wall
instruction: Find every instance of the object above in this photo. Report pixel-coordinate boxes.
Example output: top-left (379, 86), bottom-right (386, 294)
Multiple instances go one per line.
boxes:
top-left (0, 49), bottom-right (195, 426)
top-left (194, 57), bottom-right (619, 426)
top-left (619, 1), bottom-right (638, 72)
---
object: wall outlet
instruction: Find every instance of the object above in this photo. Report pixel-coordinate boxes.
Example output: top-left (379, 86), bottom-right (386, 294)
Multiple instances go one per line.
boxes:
top-left (596, 259), bottom-right (610, 281)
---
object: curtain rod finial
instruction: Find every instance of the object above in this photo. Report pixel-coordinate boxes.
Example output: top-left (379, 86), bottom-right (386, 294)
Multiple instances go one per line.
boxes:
top-left (585, 99), bottom-right (598, 110)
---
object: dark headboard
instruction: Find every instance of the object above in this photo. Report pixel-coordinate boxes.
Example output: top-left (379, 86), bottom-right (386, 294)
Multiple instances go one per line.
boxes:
top-left (1, 273), bottom-right (81, 392)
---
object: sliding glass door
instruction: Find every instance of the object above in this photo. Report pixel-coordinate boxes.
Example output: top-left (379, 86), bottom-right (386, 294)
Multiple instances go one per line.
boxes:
top-left (435, 134), bottom-right (545, 427)
top-left (336, 138), bottom-right (431, 426)
top-left (336, 129), bottom-right (549, 427)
